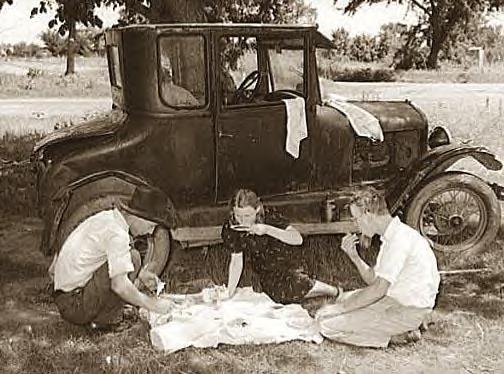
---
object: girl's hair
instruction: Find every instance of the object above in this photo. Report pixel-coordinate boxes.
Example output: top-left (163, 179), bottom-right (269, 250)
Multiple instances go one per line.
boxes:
top-left (349, 186), bottom-right (389, 216)
top-left (229, 189), bottom-right (265, 224)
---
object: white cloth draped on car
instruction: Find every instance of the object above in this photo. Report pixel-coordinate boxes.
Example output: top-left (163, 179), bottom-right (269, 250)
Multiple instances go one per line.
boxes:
top-left (324, 93), bottom-right (384, 142)
top-left (142, 286), bottom-right (323, 352)
top-left (282, 97), bottom-right (308, 159)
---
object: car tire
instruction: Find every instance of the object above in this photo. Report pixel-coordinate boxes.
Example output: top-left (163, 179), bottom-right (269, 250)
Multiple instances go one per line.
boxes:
top-left (406, 171), bottom-right (501, 259)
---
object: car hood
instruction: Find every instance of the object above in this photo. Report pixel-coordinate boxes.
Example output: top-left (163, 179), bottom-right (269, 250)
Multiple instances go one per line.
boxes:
top-left (322, 98), bottom-right (427, 134)
top-left (33, 111), bottom-right (126, 153)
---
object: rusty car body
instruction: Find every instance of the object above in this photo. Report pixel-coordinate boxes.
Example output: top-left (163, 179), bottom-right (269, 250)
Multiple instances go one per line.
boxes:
top-left (33, 23), bottom-right (503, 261)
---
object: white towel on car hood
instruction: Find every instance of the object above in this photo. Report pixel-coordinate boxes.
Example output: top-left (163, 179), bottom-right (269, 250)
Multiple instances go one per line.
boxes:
top-left (143, 286), bottom-right (323, 352)
top-left (324, 94), bottom-right (384, 142)
top-left (282, 97), bottom-right (308, 158)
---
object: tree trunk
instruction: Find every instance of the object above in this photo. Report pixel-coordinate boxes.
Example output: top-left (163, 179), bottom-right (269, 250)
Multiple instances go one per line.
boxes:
top-left (427, 34), bottom-right (443, 69)
top-left (65, 18), bottom-right (77, 75)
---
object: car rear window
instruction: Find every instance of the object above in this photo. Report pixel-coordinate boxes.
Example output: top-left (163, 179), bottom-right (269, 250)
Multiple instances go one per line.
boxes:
top-left (158, 35), bottom-right (207, 109)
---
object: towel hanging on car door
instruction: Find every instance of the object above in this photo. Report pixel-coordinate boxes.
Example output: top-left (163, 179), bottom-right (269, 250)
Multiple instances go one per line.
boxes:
top-left (282, 97), bottom-right (308, 159)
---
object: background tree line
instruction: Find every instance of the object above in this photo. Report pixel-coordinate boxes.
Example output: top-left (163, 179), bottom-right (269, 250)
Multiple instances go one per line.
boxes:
top-left (0, 0), bottom-right (503, 73)
top-left (329, 21), bottom-right (504, 69)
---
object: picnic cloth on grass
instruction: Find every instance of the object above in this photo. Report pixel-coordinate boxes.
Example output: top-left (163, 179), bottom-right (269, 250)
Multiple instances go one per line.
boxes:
top-left (282, 97), bottom-right (308, 159)
top-left (142, 286), bottom-right (323, 352)
top-left (324, 94), bottom-right (384, 142)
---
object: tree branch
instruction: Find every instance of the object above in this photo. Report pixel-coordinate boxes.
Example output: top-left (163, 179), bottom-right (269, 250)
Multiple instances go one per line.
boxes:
top-left (410, 0), bottom-right (431, 15)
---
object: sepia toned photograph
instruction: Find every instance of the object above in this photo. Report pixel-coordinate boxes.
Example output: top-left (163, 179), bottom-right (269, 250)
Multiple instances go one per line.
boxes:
top-left (1, 0), bottom-right (503, 373)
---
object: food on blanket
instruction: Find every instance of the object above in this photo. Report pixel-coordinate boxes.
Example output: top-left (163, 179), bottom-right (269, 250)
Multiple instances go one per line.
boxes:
top-left (202, 285), bottom-right (229, 303)
top-left (147, 287), bottom-right (324, 352)
top-left (156, 279), bottom-right (166, 297)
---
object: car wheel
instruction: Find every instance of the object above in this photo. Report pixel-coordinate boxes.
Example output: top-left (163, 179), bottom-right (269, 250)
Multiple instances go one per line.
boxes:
top-left (406, 172), bottom-right (501, 258)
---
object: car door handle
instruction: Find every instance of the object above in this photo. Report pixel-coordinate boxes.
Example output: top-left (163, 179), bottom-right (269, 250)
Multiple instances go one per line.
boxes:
top-left (218, 131), bottom-right (234, 138)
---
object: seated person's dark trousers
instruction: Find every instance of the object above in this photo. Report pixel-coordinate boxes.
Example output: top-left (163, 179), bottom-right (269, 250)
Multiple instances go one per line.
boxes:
top-left (53, 250), bottom-right (141, 325)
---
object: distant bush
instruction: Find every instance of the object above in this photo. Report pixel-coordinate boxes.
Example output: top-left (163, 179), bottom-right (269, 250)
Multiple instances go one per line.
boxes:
top-left (0, 133), bottom-right (42, 217)
top-left (319, 65), bottom-right (396, 82)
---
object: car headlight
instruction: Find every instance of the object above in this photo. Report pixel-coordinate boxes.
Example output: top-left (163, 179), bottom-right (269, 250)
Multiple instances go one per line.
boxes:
top-left (428, 126), bottom-right (451, 148)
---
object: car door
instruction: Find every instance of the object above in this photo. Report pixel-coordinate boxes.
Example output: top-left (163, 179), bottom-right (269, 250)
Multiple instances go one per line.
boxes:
top-left (215, 34), bottom-right (310, 201)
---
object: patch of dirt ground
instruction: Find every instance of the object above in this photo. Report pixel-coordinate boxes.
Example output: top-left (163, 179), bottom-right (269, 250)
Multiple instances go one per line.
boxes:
top-left (1, 216), bottom-right (504, 373)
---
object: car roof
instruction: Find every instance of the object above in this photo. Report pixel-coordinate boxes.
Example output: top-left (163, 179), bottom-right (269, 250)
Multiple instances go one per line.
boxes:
top-left (112, 23), bottom-right (334, 48)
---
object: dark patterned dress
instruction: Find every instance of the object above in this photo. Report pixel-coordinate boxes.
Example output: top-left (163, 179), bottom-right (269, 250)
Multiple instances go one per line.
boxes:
top-left (221, 208), bottom-right (315, 303)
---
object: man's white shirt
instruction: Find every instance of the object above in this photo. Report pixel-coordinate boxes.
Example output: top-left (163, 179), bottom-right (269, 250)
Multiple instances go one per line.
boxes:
top-left (374, 217), bottom-right (440, 309)
top-left (51, 209), bottom-right (134, 292)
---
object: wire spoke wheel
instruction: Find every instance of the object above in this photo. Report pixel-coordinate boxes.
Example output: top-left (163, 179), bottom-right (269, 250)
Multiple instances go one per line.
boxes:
top-left (406, 172), bottom-right (501, 258)
top-left (419, 188), bottom-right (486, 250)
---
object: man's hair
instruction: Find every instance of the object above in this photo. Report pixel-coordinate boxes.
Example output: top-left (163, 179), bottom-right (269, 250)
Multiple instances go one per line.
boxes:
top-left (349, 186), bottom-right (389, 216)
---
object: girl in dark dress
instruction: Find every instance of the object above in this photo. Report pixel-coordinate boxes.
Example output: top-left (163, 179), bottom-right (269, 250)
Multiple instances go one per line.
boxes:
top-left (222, 189), bottom-right (341, 303)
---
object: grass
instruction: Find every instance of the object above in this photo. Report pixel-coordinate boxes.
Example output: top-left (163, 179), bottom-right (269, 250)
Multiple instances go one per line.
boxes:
top-left (1, 217), bottom-right (504, 373)
top-left (0, 56), bottom-right (110, 99)
top-left (317, 55), bottom-right (504, 84)
top-left (1, 55), bottom-right (504, 373)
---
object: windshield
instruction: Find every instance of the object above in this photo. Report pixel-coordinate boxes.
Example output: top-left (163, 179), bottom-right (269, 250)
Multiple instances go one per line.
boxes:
top-left (267, 45), bottom-right (304, 93)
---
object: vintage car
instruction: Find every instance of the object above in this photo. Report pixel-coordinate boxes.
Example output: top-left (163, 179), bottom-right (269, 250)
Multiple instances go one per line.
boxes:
top-left (33, 23), bottom-right (503, 264)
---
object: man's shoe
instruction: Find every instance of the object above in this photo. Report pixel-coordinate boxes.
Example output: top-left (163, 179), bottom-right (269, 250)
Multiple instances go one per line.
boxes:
top-left (389, 329), bottom-right (422, 345)
top-left (88, 319), bottom-right (135, 334)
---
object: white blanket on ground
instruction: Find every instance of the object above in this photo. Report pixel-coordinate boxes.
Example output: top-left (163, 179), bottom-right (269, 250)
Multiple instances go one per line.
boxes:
top-left (282, 97), bottom-right (308, 159)
top-left (144, 287), bottom-right (323, 352)
top-left (324, 94), bottom-right (384, 142)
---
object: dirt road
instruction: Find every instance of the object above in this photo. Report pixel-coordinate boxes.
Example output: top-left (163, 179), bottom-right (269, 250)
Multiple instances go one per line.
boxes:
top-left (0, 97), bottom-right (111, 117)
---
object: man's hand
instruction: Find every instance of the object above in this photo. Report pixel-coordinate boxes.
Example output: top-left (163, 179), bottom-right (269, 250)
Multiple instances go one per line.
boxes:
top-left (341, 233), bottom-right (359, 259)
top-left (248, 223), bottom-right (269, 236)
top-left (138, 268), bottom-right (159, 293)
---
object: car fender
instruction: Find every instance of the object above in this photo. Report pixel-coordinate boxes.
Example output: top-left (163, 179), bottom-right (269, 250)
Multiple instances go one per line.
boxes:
top-left (388, 144), bottom-right (502, 213)
top-left (40, 170), bottom-right (177, 256)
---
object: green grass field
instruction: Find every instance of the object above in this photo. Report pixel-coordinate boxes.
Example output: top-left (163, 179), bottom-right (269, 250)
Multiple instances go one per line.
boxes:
top-left (1, 56), bottom-right (504, 373)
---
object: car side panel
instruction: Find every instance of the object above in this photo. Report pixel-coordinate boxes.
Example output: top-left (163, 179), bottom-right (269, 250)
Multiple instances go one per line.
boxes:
top-left (309, 105), bottom-right (354, 189)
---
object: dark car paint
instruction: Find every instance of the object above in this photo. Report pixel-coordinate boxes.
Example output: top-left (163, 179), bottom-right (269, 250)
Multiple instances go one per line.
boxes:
top-left (33, 24), bottom-right (503, 256)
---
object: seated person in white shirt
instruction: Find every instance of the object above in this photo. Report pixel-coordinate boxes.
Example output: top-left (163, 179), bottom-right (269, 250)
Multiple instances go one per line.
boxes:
top-left (50, 186), bottom-right (174, 329)
top-left (316, 186), bottom-right (440, 348)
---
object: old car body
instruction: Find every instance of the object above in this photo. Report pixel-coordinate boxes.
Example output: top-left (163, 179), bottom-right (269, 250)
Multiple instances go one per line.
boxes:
top-left (33, 24), bottom-right (503, 260)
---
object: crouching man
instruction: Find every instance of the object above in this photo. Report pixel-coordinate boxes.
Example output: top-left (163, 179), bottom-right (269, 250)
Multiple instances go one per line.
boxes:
top-left (49, 186), bottom-right (174, 329)
top-left (316, 186), bottom-right (440, 348)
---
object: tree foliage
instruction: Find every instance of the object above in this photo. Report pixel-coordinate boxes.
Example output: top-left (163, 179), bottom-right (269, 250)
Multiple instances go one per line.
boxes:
top-left (336, 0), bottom-right (504, 69)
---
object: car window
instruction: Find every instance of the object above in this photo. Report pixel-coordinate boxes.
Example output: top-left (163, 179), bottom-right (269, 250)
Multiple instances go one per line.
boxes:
top-left (219, 36), bottom-right (259, 106)
top-left (158, 35), bottom-right (206, 108)
top-left (219, 35), bottom-right (305, 107)
top-left (268, 46), bottom-right (304, 93)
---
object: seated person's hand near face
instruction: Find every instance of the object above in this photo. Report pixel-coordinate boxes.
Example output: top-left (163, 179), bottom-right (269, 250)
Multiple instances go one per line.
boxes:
top-left (341, 233), bottom-right (360, 258)
top-left (248, 223), bottom-right (269, 236)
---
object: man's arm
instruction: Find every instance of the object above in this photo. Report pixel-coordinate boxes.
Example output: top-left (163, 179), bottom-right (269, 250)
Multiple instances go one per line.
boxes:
top-left (143, 226), bottom-right (170, 275)
top-left (339, 277), bottom-right (390, 313)
top-left (317, 277), bottom-right (390, 319)
top-left (111, 273), bottom-right (173, 314)
top-left (341, 233), bottom-right (375, 285)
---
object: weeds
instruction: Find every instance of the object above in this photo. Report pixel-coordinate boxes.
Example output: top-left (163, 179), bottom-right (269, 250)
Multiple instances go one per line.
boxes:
top-left (0, 132), bottom-right (42, 216)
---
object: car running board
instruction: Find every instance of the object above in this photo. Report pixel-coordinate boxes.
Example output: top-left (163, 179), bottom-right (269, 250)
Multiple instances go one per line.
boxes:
top-left (171, 221), bottom-right (359, 249)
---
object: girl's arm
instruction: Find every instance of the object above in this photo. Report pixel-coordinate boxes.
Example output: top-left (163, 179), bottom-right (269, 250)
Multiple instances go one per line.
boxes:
top-left (227, 252), bottom-right (243, 297)
top-left (250, 224), bottom-right (303, 246)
